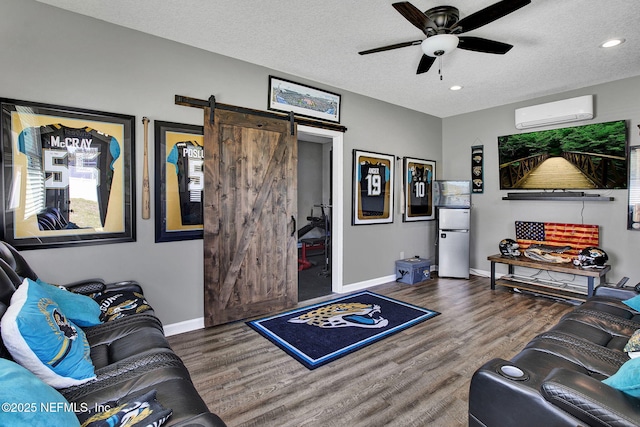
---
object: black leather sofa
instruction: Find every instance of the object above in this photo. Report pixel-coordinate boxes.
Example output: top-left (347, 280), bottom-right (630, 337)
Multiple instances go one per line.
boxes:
top-left (0, 240), bottom-right (146, 299)
top-left (469, 284), bottom-right (640, 427)
top-left (0, 254), bottom-right (226, 426)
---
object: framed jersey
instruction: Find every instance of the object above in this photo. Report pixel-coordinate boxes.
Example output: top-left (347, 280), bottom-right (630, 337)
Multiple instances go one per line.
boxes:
top-left (403, 157), bottom-right (436, 222)
top-left (0, 98), bottom-right (135, 249)
top-left (352, 150), bottom-right (394, 225)
top-left (154, 121), bottom-right (204, 242)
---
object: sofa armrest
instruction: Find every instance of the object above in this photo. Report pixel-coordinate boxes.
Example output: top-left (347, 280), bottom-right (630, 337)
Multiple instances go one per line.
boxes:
top-left (102, 280), bottom-right (144, 294)
top-left (64, 279), bottom-right (144, 295)
top-left (594, 285), bottom-right (639, 301)
top-left (63, 279), bottom-right (106, 295)
top-left (541, 368), bottom-right (640, 427)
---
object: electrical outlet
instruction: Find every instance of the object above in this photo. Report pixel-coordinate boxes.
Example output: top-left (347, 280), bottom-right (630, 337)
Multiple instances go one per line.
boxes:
top-left (400, 251), bottom-right (405, 259)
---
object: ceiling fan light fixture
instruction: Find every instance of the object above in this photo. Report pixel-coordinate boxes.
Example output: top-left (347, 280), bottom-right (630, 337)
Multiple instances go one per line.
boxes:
top-left (421, 34), bottom-right (459, 57)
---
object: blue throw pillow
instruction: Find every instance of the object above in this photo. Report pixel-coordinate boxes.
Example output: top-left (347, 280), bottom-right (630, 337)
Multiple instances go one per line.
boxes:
top-left (623, 294), bottom-right (640, 312)
top-left (0, 358), bottom-right (80, 426)
top-left (602, 357), bottom-right (640, 397)
top-left (35, 278), bottom-right (102, 327)
top-left (1, 278), bottom-right (96, 388)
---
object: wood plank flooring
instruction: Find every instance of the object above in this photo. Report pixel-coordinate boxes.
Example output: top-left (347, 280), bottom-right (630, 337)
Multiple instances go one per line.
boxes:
top-left (167, 275), bottom-right (575, 427)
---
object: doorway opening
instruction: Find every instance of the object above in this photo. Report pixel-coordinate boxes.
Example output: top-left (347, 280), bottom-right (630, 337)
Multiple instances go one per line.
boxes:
top-left (296, 125), bottom-right (344, 300)
top-left (297, 134), bottom-right (332, 301)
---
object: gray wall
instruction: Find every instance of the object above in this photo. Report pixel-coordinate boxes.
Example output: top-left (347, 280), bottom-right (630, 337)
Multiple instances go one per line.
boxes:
top-left (442, 76), bottom-right (640, 284)
top-left (297, 141), bottom-right (324, 226)
top-left (2, 1), bottom-right (442, 325)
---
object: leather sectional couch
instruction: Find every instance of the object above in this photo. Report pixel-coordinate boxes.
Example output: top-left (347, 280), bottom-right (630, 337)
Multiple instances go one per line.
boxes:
top-left (469, 284), bottom-right (640, 427)
top-left (0, 242), bottom-right (226, 426)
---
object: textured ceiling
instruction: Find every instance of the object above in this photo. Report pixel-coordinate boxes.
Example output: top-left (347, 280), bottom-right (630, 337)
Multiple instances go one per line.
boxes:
top-left (35, 0), bottom-right (640, 118)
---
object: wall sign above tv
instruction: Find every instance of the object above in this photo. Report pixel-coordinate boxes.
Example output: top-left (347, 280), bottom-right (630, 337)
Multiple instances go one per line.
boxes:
top-left (498, 120), bottom-right (628, 191)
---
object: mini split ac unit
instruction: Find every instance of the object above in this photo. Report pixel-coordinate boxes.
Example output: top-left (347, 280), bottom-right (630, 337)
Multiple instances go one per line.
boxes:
top-left (514, 95), bottom-right (594, 129)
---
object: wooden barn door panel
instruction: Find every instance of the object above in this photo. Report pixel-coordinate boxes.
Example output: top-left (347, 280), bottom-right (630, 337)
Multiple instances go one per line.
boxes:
top-left (204, 108), bottom-right (297, 327)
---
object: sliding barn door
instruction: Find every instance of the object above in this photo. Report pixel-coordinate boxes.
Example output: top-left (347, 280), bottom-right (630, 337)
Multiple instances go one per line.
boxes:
top-left (203, 108), bottom-right (298, 327)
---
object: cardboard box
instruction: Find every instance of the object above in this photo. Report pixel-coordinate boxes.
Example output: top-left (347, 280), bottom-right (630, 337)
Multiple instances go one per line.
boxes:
top-left (395, 258), bottom-right (431, 284)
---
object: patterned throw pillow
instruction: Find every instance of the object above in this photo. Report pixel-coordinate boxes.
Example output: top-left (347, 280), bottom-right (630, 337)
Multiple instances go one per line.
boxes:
top-left (35, 278), bottom-right (102, 327)
top-left (77, 389), bottom-right (172, 427)
top-left (93, 291), bottom-right (152, 322)
top-left (624, 329), bottom-right (640, 358)
top-left (0, 278), bottom-right (95, 388)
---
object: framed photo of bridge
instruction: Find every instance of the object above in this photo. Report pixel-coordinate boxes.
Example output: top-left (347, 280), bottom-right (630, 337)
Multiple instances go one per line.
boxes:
top-left (498, 120), bottom-right (627, 190)
top-left (268, 76), bottom-right (341, 123)
top-left (403, 157), bottom-right (435, 222)
top-left (352, 150), bottom-right (394, 225)
top-left (0, 98), bottom-right (135, 249)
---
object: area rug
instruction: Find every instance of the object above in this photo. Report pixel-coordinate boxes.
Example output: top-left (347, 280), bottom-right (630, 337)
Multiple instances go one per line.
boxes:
top-left (246, 291), bottom-right (440, 369)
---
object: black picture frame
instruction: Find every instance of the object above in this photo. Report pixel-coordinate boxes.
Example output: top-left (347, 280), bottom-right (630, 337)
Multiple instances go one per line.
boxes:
top-left (154, 120), bottom-right (204, 242)
top-left (471, 145), bottom-right (484, 193)
top-left (403, 157), bottom-right (436, 222)
top-left (0, 98), bottom-right (135, 249)
top-left (628, 145), bottom-right (640, 230)
top-left (268, 75), bottom-right (341, 123)
top-left (352, 149), bottom-right (394, 225)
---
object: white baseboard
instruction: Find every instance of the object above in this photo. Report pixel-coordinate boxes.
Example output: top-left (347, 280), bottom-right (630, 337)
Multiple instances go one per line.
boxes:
top-left (339, 274), bottom-right (397, 294)
top-left (164, 317), bottom-right (204, 336)
top-left (470, 268), bottom-right (492, 278)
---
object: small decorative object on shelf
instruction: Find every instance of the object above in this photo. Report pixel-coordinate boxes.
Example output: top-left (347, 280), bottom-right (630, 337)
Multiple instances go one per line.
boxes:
top-left (498, 238), bottom-right (520, 257)
top-left (572, 247), bottom-right (609, 268)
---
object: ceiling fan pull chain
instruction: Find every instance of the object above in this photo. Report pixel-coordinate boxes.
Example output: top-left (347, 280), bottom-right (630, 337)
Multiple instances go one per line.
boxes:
top-left (439, 57), bottom-right (443, 80)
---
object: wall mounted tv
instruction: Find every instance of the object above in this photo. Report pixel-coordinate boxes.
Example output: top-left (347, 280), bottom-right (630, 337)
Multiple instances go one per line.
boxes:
top-left (498, 120), bottom-right (628, 190)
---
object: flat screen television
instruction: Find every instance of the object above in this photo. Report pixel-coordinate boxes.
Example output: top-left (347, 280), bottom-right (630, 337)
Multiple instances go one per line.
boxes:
top-left (498, 120), bottom-right (628, 190)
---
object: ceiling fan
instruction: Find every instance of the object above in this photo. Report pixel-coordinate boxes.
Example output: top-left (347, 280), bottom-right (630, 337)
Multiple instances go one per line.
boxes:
top-left (359, 0), bottom-right (531, 75)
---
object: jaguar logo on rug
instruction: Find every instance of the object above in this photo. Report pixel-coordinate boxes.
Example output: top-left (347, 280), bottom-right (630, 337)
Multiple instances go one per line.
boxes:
top-left (287, 303), bottom-right (389, 329)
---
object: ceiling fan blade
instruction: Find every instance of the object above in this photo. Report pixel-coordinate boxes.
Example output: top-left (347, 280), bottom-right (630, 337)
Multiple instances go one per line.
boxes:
top-left (417, 55), bottom-right (436, 74)
top-left (452, 0), bottom-right (531, 33)
top-left (358, 40), bottom-right (422, 55)
top-left (458, 36), bottom-right (513, 54)
top-left (392, 2), bottom-right (437, 35)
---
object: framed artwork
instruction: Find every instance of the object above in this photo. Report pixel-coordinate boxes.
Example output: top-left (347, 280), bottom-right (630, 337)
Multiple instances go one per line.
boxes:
top-left (471, 145), bottom-right (484, 193)
top-left (403, 157), bottom-right (436, 222)
top-left (352, 150), bottom-right (394, 225)
top-left (0, 98), bottom-right (135, 249)
top-left (268, 75), bottom-right (341, 123)
top-left (154, 121), bottom-right (204, 242)
top-left (628, 145), bottom-right (640, 230)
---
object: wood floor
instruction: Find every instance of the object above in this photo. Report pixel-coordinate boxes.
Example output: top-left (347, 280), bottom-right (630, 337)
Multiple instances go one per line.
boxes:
top-left (167, 275), bottom-right (575, 427)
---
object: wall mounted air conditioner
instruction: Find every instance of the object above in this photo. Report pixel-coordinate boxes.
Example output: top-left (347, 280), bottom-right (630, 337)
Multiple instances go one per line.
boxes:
top-left (514, 95), bottom-right (594, 129)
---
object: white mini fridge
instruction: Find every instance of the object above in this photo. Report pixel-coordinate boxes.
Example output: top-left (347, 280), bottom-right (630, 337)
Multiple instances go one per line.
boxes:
top-left (438, 208), bottom-right (470, 279)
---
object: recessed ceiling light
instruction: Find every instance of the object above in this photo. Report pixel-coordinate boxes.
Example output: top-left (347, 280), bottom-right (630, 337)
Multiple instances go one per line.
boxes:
top-left (449, 85), bottom-right (463, 91)
top-left (601, 38), bottom-right (625, 48)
